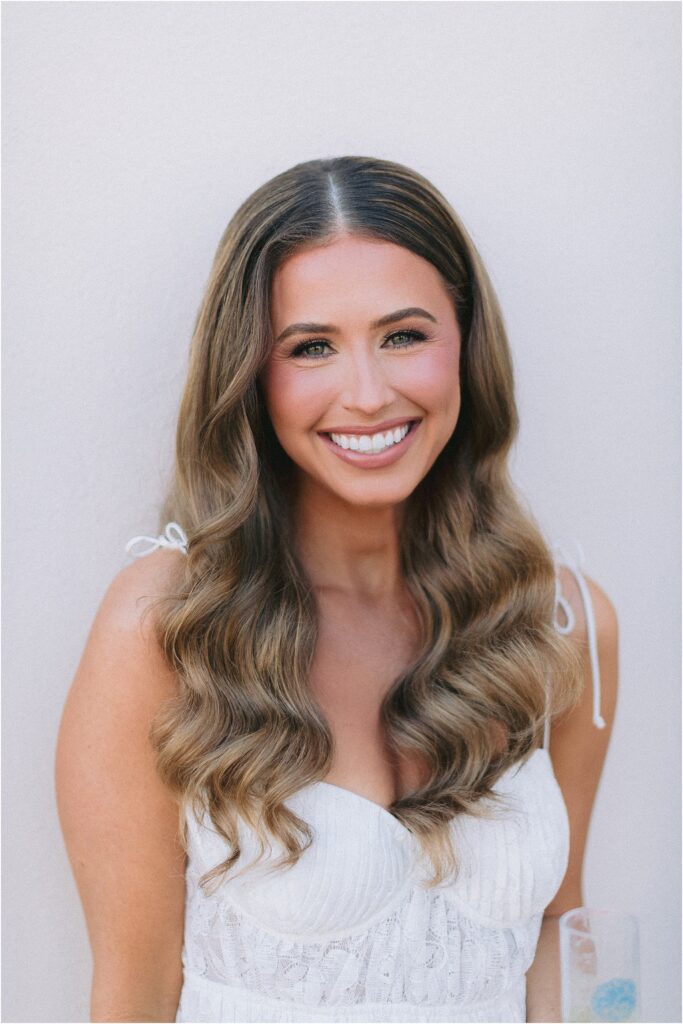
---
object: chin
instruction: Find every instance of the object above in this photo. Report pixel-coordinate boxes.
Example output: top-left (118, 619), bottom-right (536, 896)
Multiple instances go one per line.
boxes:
top-left (329, 478), bottom-right (419, 509)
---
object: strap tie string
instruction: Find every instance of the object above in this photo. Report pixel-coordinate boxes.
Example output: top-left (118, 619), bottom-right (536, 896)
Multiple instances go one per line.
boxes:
top-left (124, 521), bottom-right (189, 558)
top-left (551, 537), bottom-right (606, 731)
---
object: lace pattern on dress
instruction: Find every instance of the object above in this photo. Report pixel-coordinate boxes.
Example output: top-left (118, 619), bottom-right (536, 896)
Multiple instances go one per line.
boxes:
top-left (181, 860), bottom-right (542, 1010)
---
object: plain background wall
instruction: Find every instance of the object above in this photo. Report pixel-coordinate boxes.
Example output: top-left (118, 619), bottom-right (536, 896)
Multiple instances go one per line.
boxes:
top-left (3, 2), bottom-right (680, 1021)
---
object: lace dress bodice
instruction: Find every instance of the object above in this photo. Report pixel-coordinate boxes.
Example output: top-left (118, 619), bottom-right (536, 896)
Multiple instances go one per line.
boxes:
top-left (125, 524), bottom-right (605, 1023)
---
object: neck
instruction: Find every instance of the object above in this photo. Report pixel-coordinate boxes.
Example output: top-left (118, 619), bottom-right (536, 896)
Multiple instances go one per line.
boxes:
top-left (291, 478), bottom-right (407, 604)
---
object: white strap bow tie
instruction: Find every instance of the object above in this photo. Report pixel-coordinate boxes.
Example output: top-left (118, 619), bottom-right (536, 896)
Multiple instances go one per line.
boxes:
top-left (124, 521), bottom-right (189, 557)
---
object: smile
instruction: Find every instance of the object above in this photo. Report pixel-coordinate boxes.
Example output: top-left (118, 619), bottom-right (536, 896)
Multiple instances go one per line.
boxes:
top-left (317, 419), bottom-right (421, 469)
top-left (328, 421), bottom-right (413, 454)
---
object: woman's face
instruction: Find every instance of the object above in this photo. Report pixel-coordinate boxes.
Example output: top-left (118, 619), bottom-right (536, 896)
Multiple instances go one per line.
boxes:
top-left (259, 233), bottom-right (462, 509)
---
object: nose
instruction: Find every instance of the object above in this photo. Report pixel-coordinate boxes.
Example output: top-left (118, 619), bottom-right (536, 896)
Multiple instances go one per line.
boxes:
top-left (339, 347), bottom-right (395, 417)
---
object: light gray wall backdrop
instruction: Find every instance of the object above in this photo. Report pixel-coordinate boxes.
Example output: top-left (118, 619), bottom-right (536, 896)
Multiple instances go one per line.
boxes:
top-left (3, 2), bottom-right (680, 1021)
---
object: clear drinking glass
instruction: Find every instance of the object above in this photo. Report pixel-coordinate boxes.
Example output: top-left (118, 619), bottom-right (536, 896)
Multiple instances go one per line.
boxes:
top-left (559, 907), bottom-right (641, 1022)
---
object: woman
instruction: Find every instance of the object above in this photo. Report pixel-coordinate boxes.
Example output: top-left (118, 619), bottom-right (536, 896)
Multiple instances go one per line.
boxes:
top-left (55, 156), bottom-right (618, 1023)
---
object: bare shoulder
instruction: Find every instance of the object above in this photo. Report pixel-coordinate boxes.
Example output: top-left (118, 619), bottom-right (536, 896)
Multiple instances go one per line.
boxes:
top-left (59, 549), bottom-right (187, 733)
top-left (544, 564), bottom-right (620, 916)
top-left (55, 549), bottom-right (187, 1019)
top-left (59, 545), bottom-right (186, 725)
top-left (556, 565), bottom-right (619, 649)
top-left (553, 562), bottom-right (619, 738)
top-left (56, 547), bottom-right (187, 814)
top-left (101, 546), bottom-right (187, 636)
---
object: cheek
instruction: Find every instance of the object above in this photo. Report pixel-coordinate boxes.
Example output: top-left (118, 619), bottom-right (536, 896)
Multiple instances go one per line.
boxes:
top-left (259, 361), bottom-right (332, 433)
top-left (402, 343), bottom-right (460, 415)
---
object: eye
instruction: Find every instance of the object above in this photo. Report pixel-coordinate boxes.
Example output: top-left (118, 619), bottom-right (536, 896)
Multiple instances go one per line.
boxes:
top-left (383, 329), bottom-right (428, 348)
top-left (289, 328), bottom-right (428, 360)
top-left (290, 340), bottom-right (331, 359)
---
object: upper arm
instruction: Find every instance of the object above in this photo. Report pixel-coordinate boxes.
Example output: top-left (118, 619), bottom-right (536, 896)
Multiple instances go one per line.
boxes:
top-left (55, 551), bottom-right (187, 1022)
top-left (543, 567), bottom-right (619, 916)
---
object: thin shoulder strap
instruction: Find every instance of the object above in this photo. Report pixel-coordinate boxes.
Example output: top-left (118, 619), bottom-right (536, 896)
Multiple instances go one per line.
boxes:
top-left (543, 538), bottom-right (607, 750)
top-left (125, 521), bottom-right (189, 557)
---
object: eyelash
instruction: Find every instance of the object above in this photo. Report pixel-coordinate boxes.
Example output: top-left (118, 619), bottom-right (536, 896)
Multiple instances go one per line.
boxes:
top-left (290, 329), bottom-right (429, 360)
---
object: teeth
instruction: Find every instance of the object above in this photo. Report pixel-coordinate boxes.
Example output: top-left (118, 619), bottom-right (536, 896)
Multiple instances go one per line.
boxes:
top-left (329, 421), bottom-right (413, 454)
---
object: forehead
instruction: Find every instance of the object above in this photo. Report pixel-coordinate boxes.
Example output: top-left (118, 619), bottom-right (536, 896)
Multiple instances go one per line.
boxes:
top-left (270, 234), bottom-right (452, 326)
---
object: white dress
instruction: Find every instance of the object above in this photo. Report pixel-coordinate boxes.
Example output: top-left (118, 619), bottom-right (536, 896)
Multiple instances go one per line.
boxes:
top-left (125, 525), bottom-right (606, 1023)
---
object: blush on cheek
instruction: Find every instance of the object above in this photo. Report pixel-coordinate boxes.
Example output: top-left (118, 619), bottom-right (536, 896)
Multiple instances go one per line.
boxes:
top-left (259, 362), bottom-right (336, 437)
top-left (397, 344), bottom-right (459, 404)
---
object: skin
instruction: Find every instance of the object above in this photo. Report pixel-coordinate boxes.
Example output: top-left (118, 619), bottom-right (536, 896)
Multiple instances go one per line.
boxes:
top-left (526, 565), bottom-right (619, 1021)
top-left (259, 232), bottom-right (461, 603)
top-left (55, 550), bottom-right (187, 1022)
top-left (258, 232), bottom-right (464, 803)
top-left (55, 231), bottom-right (618, 1023)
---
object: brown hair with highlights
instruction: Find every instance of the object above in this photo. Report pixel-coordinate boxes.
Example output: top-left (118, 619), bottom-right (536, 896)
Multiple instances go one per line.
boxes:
top-left (146, 156), bottom-right (583, 889)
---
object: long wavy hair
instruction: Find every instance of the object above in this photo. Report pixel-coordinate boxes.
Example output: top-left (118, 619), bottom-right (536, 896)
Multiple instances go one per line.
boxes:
top-left (147, 156), bottom-right (583, 889)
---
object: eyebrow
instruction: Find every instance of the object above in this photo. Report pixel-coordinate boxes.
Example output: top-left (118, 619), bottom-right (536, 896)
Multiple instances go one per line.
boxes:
top-left (274, 306), bottom-right (438, 345)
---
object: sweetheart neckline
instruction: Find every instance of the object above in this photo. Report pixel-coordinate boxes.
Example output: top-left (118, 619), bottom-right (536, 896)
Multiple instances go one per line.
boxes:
top-left (302, 747), bottom-right (551, 838)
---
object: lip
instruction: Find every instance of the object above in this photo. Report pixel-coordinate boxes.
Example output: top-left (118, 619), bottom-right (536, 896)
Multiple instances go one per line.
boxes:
top-left (318, 419), bottom-right (421, 469)
top-left (317, 416), bottom-right (421, 436)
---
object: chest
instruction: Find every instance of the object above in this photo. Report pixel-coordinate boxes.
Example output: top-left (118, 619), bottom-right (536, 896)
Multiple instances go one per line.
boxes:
top-left (308, 593), bottom-right (426, 803)
top-left (186, 748), bottom-right (571, 940)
